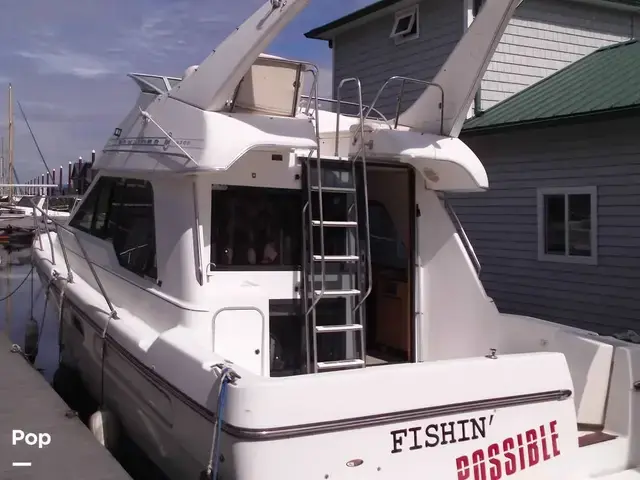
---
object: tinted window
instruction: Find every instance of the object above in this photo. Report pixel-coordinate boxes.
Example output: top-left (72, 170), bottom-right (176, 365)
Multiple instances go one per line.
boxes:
top-left (47, 196), bottom-right (79, 212)
top-left (17, 195), bottom-right (42, 207)
top-left (211, 186), bottom-right (302, 268)
top-left (368, 200), bottom-right (407, 270)
top-left (70, 176), bottom-right (157, 279)
top-left (543, 192), bottom-right (593, 258)
top-left (69, 177), bottom-right (114, 233)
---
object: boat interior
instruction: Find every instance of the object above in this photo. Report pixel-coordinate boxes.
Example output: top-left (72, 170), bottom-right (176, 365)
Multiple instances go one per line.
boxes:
top-left (209, 160), bottom-right (416, 376)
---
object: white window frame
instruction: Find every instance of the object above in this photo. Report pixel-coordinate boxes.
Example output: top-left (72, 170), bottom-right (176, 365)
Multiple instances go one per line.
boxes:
top-left (536, 186), bottom-right (598, 265)
top-left (390, 5), bottom-right (419, 45)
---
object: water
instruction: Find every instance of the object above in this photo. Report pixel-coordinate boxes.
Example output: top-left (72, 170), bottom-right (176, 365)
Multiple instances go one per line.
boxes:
top-left (0, 249), bottom-right (169, 480)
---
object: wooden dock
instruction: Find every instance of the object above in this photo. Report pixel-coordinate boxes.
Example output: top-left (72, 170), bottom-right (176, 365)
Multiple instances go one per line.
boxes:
top-left (0, 333), bottom-right (132, 479)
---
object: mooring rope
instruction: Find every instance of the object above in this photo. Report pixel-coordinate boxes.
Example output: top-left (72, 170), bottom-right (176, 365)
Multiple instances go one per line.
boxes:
top-left (34, 276), bottom-right (56, 355)
top-left (0, 265), bottom-right (34, 302)
top-left (202, 366), bottom-right (239, 480)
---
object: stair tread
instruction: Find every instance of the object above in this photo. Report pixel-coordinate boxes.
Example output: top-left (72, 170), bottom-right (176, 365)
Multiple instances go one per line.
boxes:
top-left (310, 186), bottom-right (356, 193)
top-left (316, 324), bottom-right (363, 332)
top-left (314, 289), bottom-right (360, 297)
top-left (311, 220), bottom-right (358, 227)
top-left (313, 255), bottom-right (359, 262)
top-left (317, 359), bottom-right (365, 369)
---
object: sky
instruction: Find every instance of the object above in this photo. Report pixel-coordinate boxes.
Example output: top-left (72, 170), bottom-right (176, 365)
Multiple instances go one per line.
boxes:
top-left (0, 0), bottom-right (376, 184)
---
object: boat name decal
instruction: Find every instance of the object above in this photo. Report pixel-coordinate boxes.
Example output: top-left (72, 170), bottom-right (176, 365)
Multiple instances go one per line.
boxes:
top-left (455, 420), bottom-right (560, 480)
top-left (390, 414), bottom-right (494, 454)
top-left (106, 136), bottom-right (193, 149)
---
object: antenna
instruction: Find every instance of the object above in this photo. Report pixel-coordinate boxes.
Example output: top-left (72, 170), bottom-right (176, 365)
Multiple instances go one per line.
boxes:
top-left (16, 99), bottom-right (53, 178)
top-left (8, 84), bottom-right (13, 200)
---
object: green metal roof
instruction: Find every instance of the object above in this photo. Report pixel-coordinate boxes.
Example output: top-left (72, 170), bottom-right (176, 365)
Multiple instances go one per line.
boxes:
top-left (305, 0), bottom-right (640, 40)
top-left (462, 39), bottom-right (640, 133)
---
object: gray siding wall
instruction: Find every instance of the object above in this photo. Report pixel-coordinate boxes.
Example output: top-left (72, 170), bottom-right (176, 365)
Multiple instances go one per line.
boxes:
top-left (448, 117), bottom-right (640, 335)
top-left (331, 0), bottom-right (638, 114)
top-left (480, 0), bottom-right (638, 108)
top-left (333, 0), bottom-right (462, 117)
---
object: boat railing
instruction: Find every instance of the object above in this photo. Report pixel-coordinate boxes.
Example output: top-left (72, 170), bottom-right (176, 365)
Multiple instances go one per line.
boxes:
top-left (30, 199), bottom-right (118, 319)
top-left (299, 95), bottom-right (389, 123)
top-left (365, 76), bottom-right (445, 134)
top-left (330, 75), bottom-right (445, 153)
top-left (439, 194), bottom-right (481, 274)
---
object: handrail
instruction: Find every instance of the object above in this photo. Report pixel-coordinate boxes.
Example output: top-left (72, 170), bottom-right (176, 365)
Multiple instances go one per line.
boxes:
top-left (32, 206), bottom-right (44, 251)
top-left (29, 198), bottom-right (119, 319)
top-left (299, 95), bottom-right (389, 124)
top-left (33, 206), bottom-right (55, 265)
top-left (192, 181), bottom-right (204, 286)
top-left (440, 195), bottom-right (481, 274)
top-left (336, 78), bottom-right (373, 315)
top-left (364, 76), bottom-right (445, 135)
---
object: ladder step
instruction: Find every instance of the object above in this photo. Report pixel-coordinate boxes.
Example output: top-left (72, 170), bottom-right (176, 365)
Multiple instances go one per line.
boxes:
top-left (311, 186), bottom-right (356, 193)
top-left (314, 289), bottom-right (360, 297)
top-left (313, 255), bottom-right (359, 262)
top-left (312, 220), bottom-right (358, 227)
top-left (317, 359), bottom-right (365, 370)
top-left (316, 324), bottom-right (363, 333)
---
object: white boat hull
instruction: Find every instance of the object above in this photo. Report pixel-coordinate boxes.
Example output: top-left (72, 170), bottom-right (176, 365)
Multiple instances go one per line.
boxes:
top-left (35, 257), bottom-right (632, 480)
top-left (45, 282), bottom-right (215, 479)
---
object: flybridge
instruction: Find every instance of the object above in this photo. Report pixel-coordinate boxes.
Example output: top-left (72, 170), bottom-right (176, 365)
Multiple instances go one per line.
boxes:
top-left (128, 73), bottom-right (182, 95)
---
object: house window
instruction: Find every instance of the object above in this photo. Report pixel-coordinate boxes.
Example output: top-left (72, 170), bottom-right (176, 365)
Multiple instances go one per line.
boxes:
top-left (70, 176), bottom-right (158, 279)
top-left (390, 5), bottom-right (419, 44)
top-left (211, 186), bottom-right (302, 269)
top-left (537, 186), bottom-right (597, 265)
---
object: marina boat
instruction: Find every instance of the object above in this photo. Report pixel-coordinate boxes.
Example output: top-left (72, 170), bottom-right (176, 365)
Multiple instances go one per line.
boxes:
top-left (9, 194), bottom-right (80, 220)
top-left (31, 0), bottom-right (640, 478)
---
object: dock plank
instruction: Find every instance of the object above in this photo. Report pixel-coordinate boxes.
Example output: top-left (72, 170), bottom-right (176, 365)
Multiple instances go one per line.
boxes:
top-left (0, 333), bottom-right (131, 480)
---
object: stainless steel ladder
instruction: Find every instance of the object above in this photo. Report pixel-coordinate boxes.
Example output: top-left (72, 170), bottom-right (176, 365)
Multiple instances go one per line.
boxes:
top-left (302, 77), bottom-right (372, 374)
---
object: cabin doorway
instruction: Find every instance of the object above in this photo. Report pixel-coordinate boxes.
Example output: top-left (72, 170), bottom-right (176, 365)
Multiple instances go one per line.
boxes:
top-left (303, 160), bottom-right (415, 370)
top-left (365, 164), bottom-right (414, 364)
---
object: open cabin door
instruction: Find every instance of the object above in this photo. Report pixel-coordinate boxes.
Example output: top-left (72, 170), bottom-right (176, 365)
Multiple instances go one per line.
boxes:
top-left (300, 157), bottom-right (415, 372)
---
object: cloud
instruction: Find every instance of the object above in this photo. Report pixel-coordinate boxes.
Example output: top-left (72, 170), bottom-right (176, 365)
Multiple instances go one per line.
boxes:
top-left (0, 0), bottom-right (376, 182)
top-left (17, 49), bottom-right (128, 79)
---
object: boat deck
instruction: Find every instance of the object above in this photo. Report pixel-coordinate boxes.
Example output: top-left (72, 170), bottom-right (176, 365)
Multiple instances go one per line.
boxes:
top-left (0, 333), bottom-right (132, 479)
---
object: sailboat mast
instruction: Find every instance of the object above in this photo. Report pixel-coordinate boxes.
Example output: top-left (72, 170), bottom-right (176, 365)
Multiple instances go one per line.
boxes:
top-left (7, 83), bottom-right (13, 200)
top-left (0, 137), bottom-right (4, 195)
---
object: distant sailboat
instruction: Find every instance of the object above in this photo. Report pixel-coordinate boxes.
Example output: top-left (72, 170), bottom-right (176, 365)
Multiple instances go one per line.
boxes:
top-left (0, 83), bottom-right (78, 224)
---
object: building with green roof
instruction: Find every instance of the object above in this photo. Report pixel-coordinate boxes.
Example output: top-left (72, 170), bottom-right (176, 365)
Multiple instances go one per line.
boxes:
top-left (462, 39), bottom-right (640, 133)
top-left (448, 38), bottom-right (640, 334)
top-left (307, 1), bottom-right (640, 332)
top-left (306, 0), bottom-right (639, 115)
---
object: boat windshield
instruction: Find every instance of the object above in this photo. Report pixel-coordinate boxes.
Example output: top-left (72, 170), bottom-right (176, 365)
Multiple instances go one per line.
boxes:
top-left (16, 195), bottom-right (42, 207)
top-left (47, 196), bottom-right (79, 212)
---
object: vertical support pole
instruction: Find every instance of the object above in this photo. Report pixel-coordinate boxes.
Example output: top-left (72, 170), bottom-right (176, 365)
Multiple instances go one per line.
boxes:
top-left (77, 156), bottom-right (83, 194)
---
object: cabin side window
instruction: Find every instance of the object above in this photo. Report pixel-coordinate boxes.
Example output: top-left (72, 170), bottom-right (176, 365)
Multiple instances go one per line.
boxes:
top-left (211, 186), bottom-right (302, 269)
top-left (70, 176), bottom-right (158, 280)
